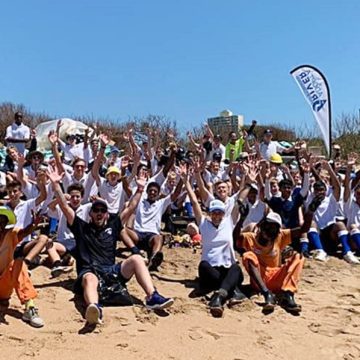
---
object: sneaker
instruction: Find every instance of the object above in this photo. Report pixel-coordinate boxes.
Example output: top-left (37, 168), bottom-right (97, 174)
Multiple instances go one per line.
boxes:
top-left (263, 291), bottom-right (276, 312)
top-left (51, 265), bottom-right (73, 278)
top-left (209, 289), bottom-right (228, 317)
top-left (22, 307), bottom-right (44, 328)
top-left (278, 291), bottom-right (302, 314)
top-left (146, 290), bottom-right (174, 310)
top-left (343, 251), bottom-right (360, 265)
top-left (312, 249), bottom-right (328, 262)
top-left (85, 303), bottom-right (103, 325)
top-left (148, 251), bottom-right (164, 271)
top-left (228, 287), bottom-right (247, 307)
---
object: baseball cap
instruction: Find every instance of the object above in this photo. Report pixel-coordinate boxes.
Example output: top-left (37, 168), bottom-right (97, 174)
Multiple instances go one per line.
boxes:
top-left (265, 212), bottom-right (282, 227)
top-left (0, 206), bottom-right (17, 228)
top-left (209, 199), bottom-right (226, 213)
top-left (106, 166), bottom-right (121, 177)
top-left (263, 129), bottom-right (272, 135)
top-left (91, 199), bottom-right (108, 211)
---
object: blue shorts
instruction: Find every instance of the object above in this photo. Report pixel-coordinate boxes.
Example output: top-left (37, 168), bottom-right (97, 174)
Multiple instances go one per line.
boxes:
top-left (73, 263), bottom-right (129, 295)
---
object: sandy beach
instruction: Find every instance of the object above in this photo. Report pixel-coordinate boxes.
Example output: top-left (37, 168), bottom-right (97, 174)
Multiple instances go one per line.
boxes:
top-left (1, 246), bottom-right (359, 360)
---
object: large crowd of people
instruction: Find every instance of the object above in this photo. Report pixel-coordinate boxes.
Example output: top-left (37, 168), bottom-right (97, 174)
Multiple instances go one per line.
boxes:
top-left (0, 112), bottom-right (359, 328)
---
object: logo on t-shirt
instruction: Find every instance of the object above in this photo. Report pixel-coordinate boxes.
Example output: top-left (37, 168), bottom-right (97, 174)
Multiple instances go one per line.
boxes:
top-left (105, 228), bottom-right (112, 235)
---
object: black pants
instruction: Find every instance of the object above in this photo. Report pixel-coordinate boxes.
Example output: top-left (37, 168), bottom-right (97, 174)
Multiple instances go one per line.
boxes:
top-left (198, 261), bottom-right (244, 294)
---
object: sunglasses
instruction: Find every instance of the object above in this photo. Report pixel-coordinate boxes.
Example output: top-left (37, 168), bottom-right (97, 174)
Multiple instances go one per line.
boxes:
top-left (92, 207), bottom-right (107, 214)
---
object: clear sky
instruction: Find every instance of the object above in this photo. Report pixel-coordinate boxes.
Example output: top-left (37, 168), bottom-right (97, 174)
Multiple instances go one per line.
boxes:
top-left (1, 0), bottom-right (359, 134)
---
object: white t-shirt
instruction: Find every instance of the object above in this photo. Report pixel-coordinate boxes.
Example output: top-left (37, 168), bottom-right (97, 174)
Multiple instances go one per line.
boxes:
top-left (242, 199), bottom-right (267, 228)
top-left (98, 178), bottom-right (124, 214)
top-left (206, 191), bottom-right (238, 218)
top-left (5, 123), bottom-right (30, 154)
top-left (344, 196), bottom-right (360, 228)
top-left (203, 169), bottom-right (229, 185)
top-left (259, 141), bottom-right (286, 161)
top-left (134, 195), bottom-right (171, 234)
top-left (59, 141), bottom-right (85, 163)
top-left (48, 203), bottom-right (91, 242)
top-left (0, 171), bottom-right (6, 187)
top-left (7, 198), bottom-right (39, 243)
top-left (63, 172), bottom-right (97, 203)
top-left (199, 216), bottom-right (236, 268)
top-left (305, 188), bottom-right (338, 229)
top-left (209, 143), bottom-right (226, 161)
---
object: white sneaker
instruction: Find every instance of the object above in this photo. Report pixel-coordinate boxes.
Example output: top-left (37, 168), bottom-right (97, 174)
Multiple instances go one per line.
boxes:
top-left (22, 307), bottom-right (44, 328)
top-left (85, 303), bottom-right (103, 325)
top-left (343, 251), bottom-right (360, 265)
top-left (312, 249), bottom-right (328, 262)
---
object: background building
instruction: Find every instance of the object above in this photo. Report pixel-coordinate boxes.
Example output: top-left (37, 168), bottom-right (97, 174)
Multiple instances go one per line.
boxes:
top-left (207, 110), bottom-right (244, 135)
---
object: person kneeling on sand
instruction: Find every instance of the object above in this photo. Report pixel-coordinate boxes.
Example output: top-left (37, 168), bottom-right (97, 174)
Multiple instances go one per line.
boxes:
top-left (0, 207), bottom-right (44, 327)
top-left (47, 167), bottom-right (174, 325)
top-left (234, 195), bottom-right (324, 314)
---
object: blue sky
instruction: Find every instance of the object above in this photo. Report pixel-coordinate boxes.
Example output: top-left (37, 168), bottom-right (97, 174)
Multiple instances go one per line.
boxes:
top-left (1, 0), bottom-right (359, 134)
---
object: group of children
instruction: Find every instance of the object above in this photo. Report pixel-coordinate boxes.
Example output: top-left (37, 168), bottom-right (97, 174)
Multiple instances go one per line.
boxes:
top-left (1, 114), bottom-right (359, 327)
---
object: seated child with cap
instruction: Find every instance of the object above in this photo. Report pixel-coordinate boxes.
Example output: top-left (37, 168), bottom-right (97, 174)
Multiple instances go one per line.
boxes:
top-left (180, 166), bottom-right (250, 318)
top-left (234, 195), bottom-right (324, 314)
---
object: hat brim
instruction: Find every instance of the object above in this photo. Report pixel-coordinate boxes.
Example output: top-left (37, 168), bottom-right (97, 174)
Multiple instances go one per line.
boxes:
top-left (209, 207), bottom-right (226, 213)
top-left (0, 208), bottom-right (17, 225)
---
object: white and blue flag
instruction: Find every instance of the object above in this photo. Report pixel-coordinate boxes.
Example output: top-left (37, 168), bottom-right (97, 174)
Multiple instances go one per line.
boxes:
top-left (290, 65), bottom-right (332, 155)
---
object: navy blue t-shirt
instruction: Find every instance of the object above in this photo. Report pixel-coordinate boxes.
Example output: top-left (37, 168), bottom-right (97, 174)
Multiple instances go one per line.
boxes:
top-left (268, 193), bottom-right (304, 228)
top-left (68, 215), bottom-right (122, 274)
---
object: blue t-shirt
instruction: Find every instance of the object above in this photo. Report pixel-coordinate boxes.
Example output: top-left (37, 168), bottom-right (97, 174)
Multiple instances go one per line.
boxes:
top-left (268, 192), bottom-right (304, 228)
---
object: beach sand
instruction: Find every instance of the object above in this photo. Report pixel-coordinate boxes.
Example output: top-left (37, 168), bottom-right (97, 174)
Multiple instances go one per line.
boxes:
top-left (1, 247), bottom-right (359, 360)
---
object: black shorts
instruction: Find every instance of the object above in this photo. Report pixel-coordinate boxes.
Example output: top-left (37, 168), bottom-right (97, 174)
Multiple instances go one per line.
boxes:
top-left (320, 224), bottom-right (338, 254)
top-left (135, 231), bottom-right (158, 251)
top-left (73, 263), bottom-right (129, 295)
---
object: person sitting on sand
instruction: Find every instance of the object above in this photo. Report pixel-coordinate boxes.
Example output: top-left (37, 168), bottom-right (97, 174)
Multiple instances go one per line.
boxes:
top-left (0, 207), bottom-right (44, 328)
top-left (180, 163), bottom-right (254, 317)
top-left (234, 195), bottom-right (324, 314)
top-left (47, 167), bottom-right (174, 325)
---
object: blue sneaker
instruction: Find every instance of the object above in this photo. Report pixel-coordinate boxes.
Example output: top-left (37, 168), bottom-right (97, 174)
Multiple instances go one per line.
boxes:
top-left (85, 303), bottom-right (103, 324)
top-left (146, 291), bottom-right (174, 310)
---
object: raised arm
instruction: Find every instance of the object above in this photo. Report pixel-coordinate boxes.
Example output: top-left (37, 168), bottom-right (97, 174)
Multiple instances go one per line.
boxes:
top-left (344, 153), bottom-right (357, 202)
top-left (290, 195), bottom-right (324, 240)
top-left (321, 160), bottom-right (340, 200)
top-left (91, 133), bottom-right (109, 186)
top-left (16, 153), bottom-right (27, 187)
top-left (179, 164), bottom-right (202, 225)
top-left (48, 131), bottom-right (65, 175)
top-left (120, 175), bottom-right (147, 224)
top-left (193, 158), bottom-right (212, 203)
top-left (34, 171), bottom-right (47, 206)
top-left (47, 166), bottom-right (75, 226)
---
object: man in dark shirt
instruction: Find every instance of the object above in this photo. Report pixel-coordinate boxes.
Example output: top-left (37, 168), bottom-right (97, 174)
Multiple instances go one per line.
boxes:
top-left (47, 167), bottom-right (174, 325)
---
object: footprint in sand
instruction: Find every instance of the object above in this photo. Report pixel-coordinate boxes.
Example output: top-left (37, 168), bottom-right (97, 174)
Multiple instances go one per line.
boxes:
top-left (188, 327), bottom-right (221, 341)
top-left (308, 306), bottom-right (360, 337)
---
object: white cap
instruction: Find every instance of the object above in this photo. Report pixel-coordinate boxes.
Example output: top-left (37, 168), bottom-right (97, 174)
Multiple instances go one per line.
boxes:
top-left (209, 199), bottom-right (226, 213)
top-left (265, 212), bottom-right (282, 227)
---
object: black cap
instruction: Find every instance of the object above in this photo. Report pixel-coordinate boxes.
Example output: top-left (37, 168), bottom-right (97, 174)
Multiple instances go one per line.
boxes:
top-left (263, 129), bottom-right (272, 135)
top-left (91, 199), bottom-right (108, 210)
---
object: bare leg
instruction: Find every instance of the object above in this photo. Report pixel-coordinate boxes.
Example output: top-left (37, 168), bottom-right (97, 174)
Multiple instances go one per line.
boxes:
top-left (82, 273), bottom-right (99, 305)
top-left (120, 255), bottom-right (154, 297)
top-left (248, 262), bottom-right (269, 294)
top-left (120, 228), bottom-right (140, 249)
top-left (46, 242), bottom-right (67, 264)
top-left (150, 234), bottom-right (163, 254)
top-left (23, 235), bottom-right (48, 263)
